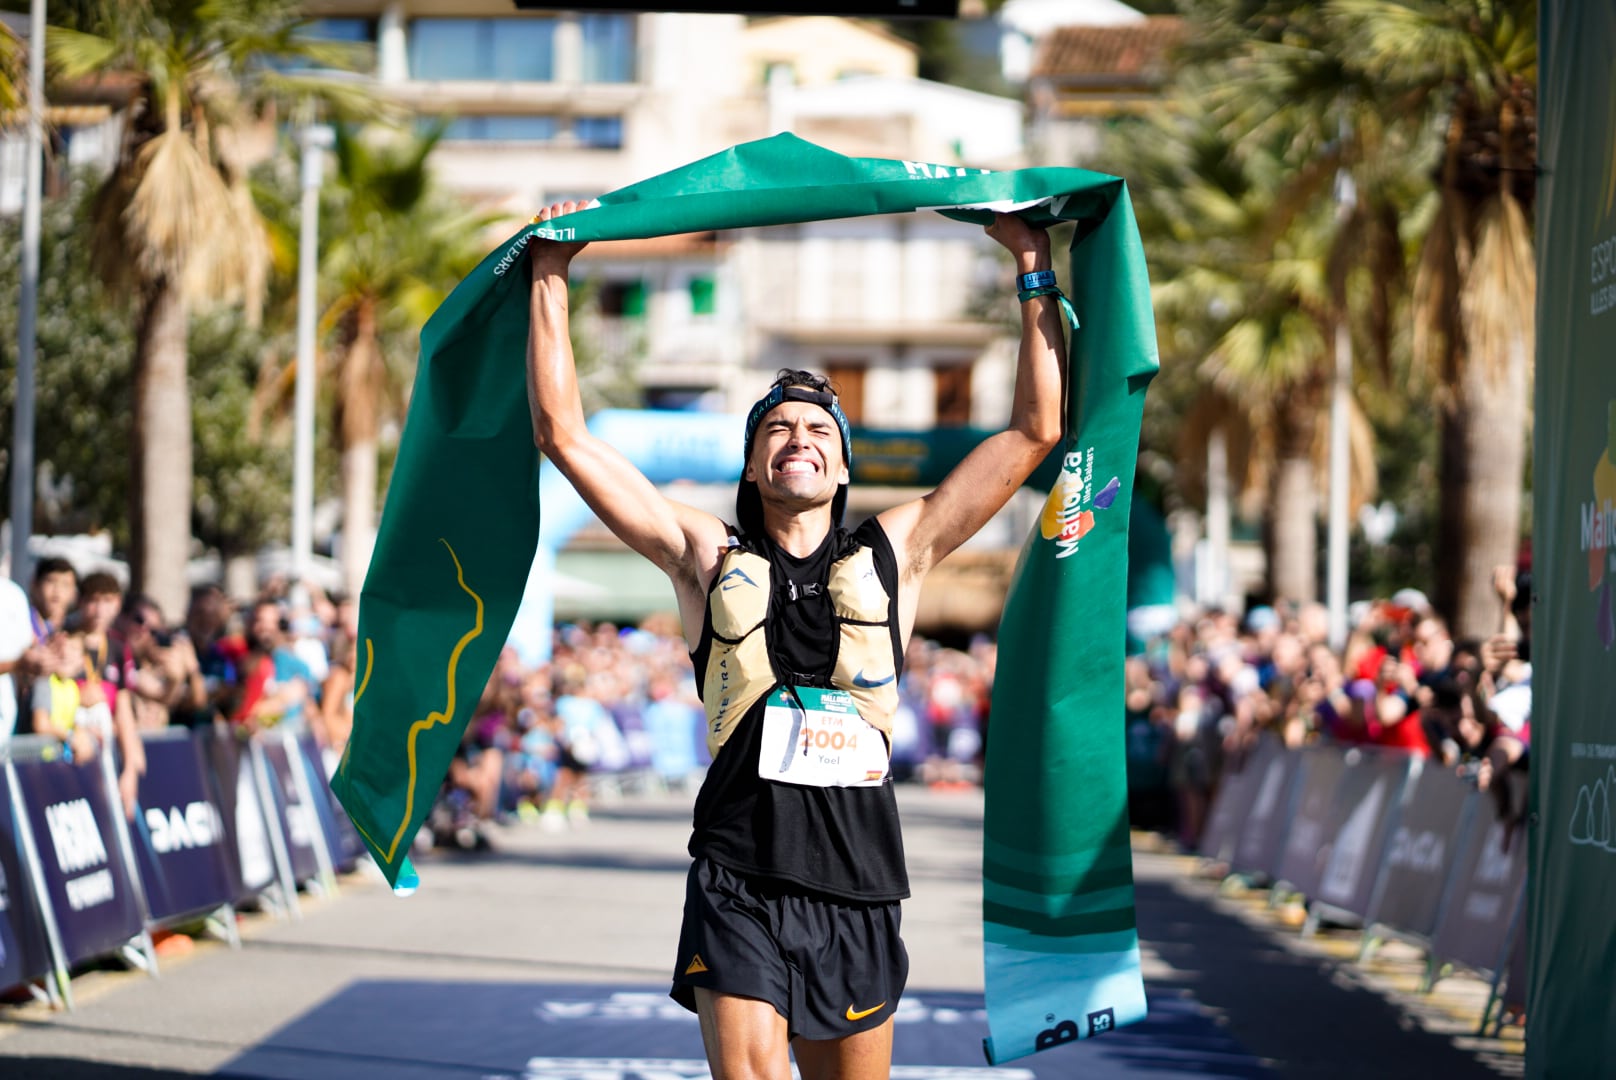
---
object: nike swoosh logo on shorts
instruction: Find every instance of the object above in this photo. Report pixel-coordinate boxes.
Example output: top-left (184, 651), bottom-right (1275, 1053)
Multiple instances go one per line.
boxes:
top-left (846, 1001), bottom-right (886, 1021)
top-left (851, 670), bottom-right (895, 688)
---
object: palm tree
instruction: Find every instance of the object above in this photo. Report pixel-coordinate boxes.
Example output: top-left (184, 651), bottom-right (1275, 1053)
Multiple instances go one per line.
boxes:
top-left (1115, 68), bottom-right (1388, 604)
top-left (1330, 0), bottom-right (1537, 638)
top-left (1177, 0), bottom-right (1536, 636)
top-left (311, 123), bottom-right (499, 595)
top-left (45, 0), bottom-right (371, 617)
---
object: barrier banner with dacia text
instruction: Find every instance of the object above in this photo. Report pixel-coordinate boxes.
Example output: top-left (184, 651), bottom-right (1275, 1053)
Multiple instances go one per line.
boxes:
top-left (130, 730), bottom-right (234, 925)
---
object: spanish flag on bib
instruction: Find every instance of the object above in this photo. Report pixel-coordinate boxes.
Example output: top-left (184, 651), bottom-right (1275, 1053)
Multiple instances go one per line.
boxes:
top-left (327, 133), bottom-right (1157, 1065)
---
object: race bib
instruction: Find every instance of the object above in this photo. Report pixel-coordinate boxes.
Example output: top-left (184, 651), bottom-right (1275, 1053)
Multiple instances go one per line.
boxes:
top-left (758, 686), bottom-right (889, 788)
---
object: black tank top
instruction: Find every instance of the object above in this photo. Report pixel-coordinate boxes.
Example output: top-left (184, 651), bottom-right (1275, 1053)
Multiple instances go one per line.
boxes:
top-left (688, 518), bottom-right (910, 903)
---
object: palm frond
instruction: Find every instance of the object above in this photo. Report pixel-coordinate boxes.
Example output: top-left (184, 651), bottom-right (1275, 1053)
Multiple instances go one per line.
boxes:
top-left (1460, 191), bottom-right (1535, 385)
top-left (123, 125), bottom-right (256, 298)
top-left (44, 25), bottom-right (120, 83)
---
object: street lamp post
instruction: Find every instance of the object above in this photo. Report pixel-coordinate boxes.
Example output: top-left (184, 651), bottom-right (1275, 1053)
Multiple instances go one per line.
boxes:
top-left (291, 123), bottom-right (335, 593)
top-left (1326, 165), bottom-right (1356, 651)
top-left (9, 0), bottom-right (45, 587)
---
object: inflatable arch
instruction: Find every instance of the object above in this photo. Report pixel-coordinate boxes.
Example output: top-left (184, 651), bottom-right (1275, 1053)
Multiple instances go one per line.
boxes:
top-left (509, 408), bottom-right (744, 663)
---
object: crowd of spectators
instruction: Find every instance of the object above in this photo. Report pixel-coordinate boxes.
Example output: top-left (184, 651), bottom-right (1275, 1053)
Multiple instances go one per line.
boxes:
top-left (1123, 570), bottom-right (1534, 852)
top-left (0, 557), bottom-right (359, 817)
top-left (0, 557), bottom-right (1002, 849)
top-left (0, 553), bottom-right (1533, 858)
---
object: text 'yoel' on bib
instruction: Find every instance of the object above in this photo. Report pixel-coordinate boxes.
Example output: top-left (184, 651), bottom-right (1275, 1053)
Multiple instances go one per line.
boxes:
top-left (758, 686), bottom-right (889, 788)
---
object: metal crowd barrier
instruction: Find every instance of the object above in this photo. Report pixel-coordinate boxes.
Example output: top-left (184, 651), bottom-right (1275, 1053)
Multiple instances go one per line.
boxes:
top-left (0, 722), bottom-right (362, 1009)
top-left (1198, 737), bottom-right (1528, 1036)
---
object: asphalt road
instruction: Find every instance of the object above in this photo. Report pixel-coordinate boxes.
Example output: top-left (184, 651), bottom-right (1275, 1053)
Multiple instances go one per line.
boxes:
top-left (0, 785), bottom-right (1522, 1079)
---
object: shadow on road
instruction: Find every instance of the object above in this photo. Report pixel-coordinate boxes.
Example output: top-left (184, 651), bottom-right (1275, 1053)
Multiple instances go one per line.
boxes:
top-left (1133, 872), bottom-right (1502, 1080)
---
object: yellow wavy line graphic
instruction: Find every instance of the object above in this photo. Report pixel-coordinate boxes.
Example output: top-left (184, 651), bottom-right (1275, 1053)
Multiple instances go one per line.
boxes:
top-left (382, 538), bottom-right (484, 865)
top-left (354, 638), bottom-right (375, 706)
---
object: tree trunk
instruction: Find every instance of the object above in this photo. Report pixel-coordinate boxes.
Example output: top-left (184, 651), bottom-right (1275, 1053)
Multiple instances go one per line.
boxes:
top-left (1439, 333), bottom-right (1529, 640)
top-left (130, 279), bottom-right (192, 622)
top-left (1268, 388), bottom-right (1320, 604)
top-left (340, 439), bottom-right (376, 597)
top-left (1435, 84), bottom-right (1535, 640)
top-left (338, 298), bottom-right (381, 597)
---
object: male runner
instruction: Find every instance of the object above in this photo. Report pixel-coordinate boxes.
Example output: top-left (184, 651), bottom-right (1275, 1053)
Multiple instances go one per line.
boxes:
top-left (527, 201), bottom-right (1064, 1080)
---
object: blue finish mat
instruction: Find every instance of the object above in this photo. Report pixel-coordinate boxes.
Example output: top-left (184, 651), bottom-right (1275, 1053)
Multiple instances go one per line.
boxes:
top-left (218, 982), bottom-right (1271, 1079)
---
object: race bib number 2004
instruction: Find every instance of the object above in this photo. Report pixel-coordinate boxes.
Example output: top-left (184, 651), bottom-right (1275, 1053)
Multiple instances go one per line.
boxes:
top-left (758, 686), bottom-right (889, 788)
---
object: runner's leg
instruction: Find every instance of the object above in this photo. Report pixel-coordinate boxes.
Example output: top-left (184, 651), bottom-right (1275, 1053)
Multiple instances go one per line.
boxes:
top-left (695, 988), bottom-right (793, 1080)
top-left (792, 1016), bottom-right (896, 1080)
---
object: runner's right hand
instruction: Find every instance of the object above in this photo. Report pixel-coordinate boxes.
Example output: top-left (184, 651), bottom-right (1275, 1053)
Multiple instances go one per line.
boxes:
top-left (530, 200), bottom-right (595, 268)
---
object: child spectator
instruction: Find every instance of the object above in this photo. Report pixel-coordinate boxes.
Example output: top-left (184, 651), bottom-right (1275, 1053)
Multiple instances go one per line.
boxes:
top-left (31, 631), bottom-right (102, 764)
top-left (67, 572), bottom-right (146, 816)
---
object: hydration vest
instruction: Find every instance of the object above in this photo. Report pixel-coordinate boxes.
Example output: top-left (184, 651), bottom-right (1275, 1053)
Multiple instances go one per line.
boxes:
top-left (697, 532), bottom-right (902, 759)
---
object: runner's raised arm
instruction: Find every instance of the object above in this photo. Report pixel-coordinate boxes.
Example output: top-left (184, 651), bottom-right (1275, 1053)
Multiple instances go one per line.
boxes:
top-left (525, 201), bottom-right (730, 643)
top-left (878, 212), bottom-right (1066, 631)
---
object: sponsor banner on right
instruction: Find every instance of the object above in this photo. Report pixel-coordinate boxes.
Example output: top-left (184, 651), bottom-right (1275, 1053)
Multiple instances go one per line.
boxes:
top-left (259, 737), bottom-right (323, 885)
top-left (298, 733), bottom-right (366, 871)
top-left (1533, 3), bottom-right (1616, 1072)
top-left (1197, 738), bottom-right (1282, 865)
top-left (1430, 812), bottom-right (1525, 979)
top-left (1365, 766), bottom-right (1476, 941)
top-left (1313, 750), bottom-right (1416, 918)
top-left (1270, 747), bottom-right (1349, 897)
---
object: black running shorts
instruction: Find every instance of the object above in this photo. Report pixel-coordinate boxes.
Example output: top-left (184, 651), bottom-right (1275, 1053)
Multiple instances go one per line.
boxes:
top-left (669, 857), bottom-right (908, 1041)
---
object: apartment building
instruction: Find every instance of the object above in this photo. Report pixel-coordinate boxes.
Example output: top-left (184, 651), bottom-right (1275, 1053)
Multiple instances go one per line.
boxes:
top-left (298, 5), bottom-right (1040, 630)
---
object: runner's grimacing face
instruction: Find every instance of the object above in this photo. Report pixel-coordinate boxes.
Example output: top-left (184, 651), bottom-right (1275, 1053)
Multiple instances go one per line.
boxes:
top-left (746, 399), bottom-right (849, 508)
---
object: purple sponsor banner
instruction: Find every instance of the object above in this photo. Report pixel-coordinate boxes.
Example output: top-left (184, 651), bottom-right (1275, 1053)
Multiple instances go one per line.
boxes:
top-left (11, 756), bottom-right (144, 966)
top-left (197, 727), bottom-right (279, 904)
top-left (1198, 738), bottom-right (1282, 864)
top-left (0, 765), bottom-right (52, 992)
top-left (259, 738), bottom-right (322, 884)
top-left (1313, 749), bottom-right (1416, 917)
top-left (296, 734), bottom-right (364, 871)
top-left (1365, 769), bottom-right (1475, 941)
top-left (1500, 906), bottom-right (1527, 1016)
top-left (1230, 746), bottom-right (1302, 877)
top-left (1430, 808), bottom-right (1527, 977)
top-left (1270, 747), bottom-right (1350, 895)
top-left (130, 732), bottom-right (235, 924)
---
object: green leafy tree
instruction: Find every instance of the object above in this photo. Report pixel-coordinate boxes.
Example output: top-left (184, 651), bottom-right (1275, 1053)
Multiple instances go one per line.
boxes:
top-left (189, 309), bottom-right (291, 566)
top-left (252, 122), bottom-right (498, 595)
top-left (1112, 65), bottom-right (1394, 604)
top-left (1172, 0), bottom-right (1536, 635)
top-left (44, 0), bottom-right (373, 617)
top-left (0, 174), bottom-right (289, 573)
top-left (1332, 0), bottom-right (1536, 637)
top-left (0, 176), bottom-right (132, 541)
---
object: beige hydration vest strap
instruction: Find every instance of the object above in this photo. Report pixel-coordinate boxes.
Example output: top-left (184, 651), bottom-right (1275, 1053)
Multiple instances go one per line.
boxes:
top-left (700, 541), bottom-right (900, 759)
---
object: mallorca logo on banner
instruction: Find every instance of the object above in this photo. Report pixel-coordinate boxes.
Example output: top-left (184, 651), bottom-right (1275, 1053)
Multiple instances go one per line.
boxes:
top-left (1038, 447), bottom-right (1121, 560)
top-left (1580, 400), bottom-right (1616, 649)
